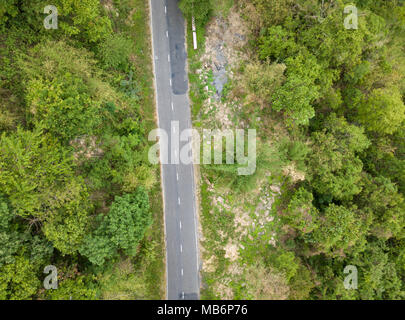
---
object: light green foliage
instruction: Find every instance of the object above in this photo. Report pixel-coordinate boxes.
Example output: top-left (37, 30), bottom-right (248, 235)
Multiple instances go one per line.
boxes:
top-left (358, 87), bottom-right (405, 135)
top-left (0, 128), bottom-right (73, 218)
top-left (0, 128), bottom-right (91, 254)
top-left (259, 26), bottom-right (298, 61)
top-left (45, 277), bottom-right (97, 300)
top-left (272, 53), bottom-right (322, 125)
top-left (243, 60), bottom-right (286, 105)
top-left (80, 188), bottom-right (152, 266)
top-left (21, 41), bottom-right (104, 142)
top-left (26, 74), bottom-right (101, 142)
top-left (284, 187), bottom-right (319, 234)
top-left (42, 179), bottom-right (91, 255)
top-left (0, 255), bottom-right (40, 300)
top-left (271, 250), bottom-right (299, 282)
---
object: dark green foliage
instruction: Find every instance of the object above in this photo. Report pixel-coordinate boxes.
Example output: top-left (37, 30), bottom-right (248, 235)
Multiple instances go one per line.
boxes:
top-left (80, 188), bottom-right (152, 266)
top-left (308, 114), bottom-right (370, 201)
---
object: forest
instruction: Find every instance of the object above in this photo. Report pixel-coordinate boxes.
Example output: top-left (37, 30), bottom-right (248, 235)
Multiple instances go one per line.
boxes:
top-left (181, 0), bottom-right (405, 299)
top-left (1, 0), bottom-right (404, 301)
top-left (0, 0), bottom-right (164, 299)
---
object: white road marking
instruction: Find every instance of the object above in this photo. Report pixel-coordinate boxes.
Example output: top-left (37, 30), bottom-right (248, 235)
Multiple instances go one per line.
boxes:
top-left (179, 221), bottom-right (182, 229)
top-left (181, 269), bottom-right (184, 276)
top-left (169, 79), bottom-right (172, 86)
top-left (180, 245), bottom-right (183, 252)
top-left (166, 31), bottom-right (169, 38)
top-left (176, 172), bottom-right (179, 181)
top-left (168, 54), bottom-right (170, 62)
top-left (165, 6), bottom-right (167, 14)
top-left (171, 102), bottom-right (174, 110)
top-left (192, 16), bottom-right (198, 50)
top-left (178, 197), bottom-right (181, 205)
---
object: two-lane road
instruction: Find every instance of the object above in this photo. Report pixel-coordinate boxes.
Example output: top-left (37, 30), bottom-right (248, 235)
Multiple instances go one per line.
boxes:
top-left (149, 0), bottom-right (200, 300)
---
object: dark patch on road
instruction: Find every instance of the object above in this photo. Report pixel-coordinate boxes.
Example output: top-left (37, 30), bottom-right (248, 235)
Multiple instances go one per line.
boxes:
top-left (166, 0), bottom-right (188, 95)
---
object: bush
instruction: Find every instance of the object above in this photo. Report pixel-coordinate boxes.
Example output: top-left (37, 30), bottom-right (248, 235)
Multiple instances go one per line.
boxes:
top-left (98, 34), bottom-right (133, 71)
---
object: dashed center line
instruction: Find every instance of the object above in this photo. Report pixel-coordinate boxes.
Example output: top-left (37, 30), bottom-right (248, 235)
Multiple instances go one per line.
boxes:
top-left (178, 197), bottom-right (181, 205)
top-left (166, 31), bottom-right (169, 38)
top-left (181, 269), bottom-right (184, 276)
top-left (169, 79), bottom-right (172, 86)
top-left (176, 172), bottom-right (179, 181)
top-left (180, 244), bottom-right (183, 253)
top-left (179, 221), bottom-right (182, 229)
top-left (171, 102), bottom-right (174, 110)
top-left (168, 54), bottom-right (170, 62)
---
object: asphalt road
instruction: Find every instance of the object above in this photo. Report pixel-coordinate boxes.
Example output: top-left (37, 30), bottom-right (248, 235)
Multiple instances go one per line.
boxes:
top-left (149, 0), bottom-right (200, 300)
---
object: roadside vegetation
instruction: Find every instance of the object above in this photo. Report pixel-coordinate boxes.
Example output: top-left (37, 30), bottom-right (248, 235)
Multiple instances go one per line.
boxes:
top-left (181, 0), bottom-right (405, 299)
top-left (0, 0), bottom-right (164, 299)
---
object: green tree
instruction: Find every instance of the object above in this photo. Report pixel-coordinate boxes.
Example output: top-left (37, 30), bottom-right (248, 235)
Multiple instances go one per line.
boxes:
top-left (0, 128), bottom-right (91, 254)
top-left (312, 204), bottom-right (367, 255)
top-left (357, 175), bottom-right (405, 239)
top-left (21, 41), bottom-right (105, 142)
top-left (308, 114), bottom-right (370, 200)
top-left (284, 187), bottom-right (319, 234)
top-left (271, 53), bottom-right (322, 125)
top-left (357, 87), bottom-right (405, 135)
top-left (80, 188), bottom-right (152, 266)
